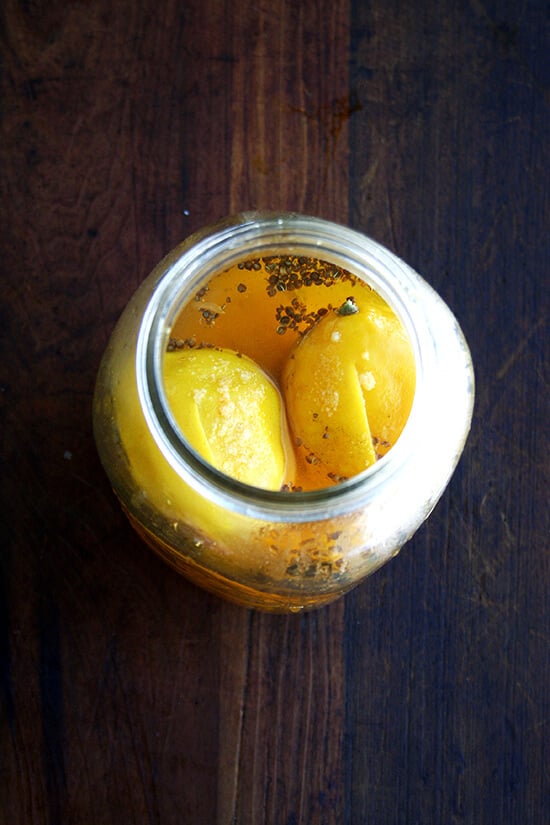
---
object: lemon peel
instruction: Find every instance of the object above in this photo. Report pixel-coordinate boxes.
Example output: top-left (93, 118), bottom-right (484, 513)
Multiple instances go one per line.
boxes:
top-left (282, 294), bottom-right (416, 480)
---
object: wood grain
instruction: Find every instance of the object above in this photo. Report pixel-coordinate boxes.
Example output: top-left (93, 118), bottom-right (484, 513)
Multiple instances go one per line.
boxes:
top-left (1, 0), bottom-right (548, 823)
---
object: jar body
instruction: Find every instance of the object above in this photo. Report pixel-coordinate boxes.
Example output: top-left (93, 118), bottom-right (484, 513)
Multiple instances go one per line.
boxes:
top-left (93, 213), bottom-right (474, 612)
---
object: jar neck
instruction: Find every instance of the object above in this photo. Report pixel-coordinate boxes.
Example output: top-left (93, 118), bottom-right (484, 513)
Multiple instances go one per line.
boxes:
top-left (135, 213), bottom-right (434, 522)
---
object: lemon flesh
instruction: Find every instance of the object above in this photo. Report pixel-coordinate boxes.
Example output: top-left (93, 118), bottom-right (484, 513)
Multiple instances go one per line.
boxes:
top-left (164, 347), bottom-right (294, 490)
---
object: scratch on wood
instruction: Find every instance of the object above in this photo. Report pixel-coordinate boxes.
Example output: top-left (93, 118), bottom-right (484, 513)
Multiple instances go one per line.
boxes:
top-left (384, 175), bottom-right (398, 251)
top-left (359, 158), bottom-right (380, 193)
top-left (217, 607), bottom-right (253, 824)
top-left (297, 618), bottom-right (314, 824)
top-left (496, 316), bottom-right (545, 381)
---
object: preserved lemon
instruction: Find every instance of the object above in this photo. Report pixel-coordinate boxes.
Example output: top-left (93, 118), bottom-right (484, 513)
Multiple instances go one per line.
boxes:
top-left (164, 347), bottom-right (294, 490)
top-left (282, 294), bottom-right (416, 481)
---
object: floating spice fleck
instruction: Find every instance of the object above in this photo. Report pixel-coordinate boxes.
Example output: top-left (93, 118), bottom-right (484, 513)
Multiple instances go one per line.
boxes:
top-left (305, 452), bottom-right (321, 465)
top-left (337, 296), bottom-right (359, 316)
top-left (327, 471), bottom-right (349, 484)
top-left (167, 336), bottom-right (197, 351)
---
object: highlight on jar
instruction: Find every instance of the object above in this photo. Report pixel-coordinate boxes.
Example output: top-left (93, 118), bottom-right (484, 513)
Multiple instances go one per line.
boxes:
top-left (93, 213), bottom-right (475, 612)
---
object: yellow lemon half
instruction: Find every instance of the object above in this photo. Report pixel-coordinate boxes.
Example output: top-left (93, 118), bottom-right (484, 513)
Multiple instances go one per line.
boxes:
top-left (164, 347), bottom-right (294, 490)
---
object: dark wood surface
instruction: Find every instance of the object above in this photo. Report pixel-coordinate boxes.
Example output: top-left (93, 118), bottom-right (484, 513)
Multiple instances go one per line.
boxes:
top-left (1, 1), bottom-right (548, 822)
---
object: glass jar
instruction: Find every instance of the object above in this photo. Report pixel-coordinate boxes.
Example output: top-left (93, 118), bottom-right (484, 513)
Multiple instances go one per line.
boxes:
top-left (93, 212), bottom-right (474, 612)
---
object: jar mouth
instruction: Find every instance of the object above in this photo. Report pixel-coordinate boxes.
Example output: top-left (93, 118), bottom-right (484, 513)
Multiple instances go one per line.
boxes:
top-left (136, 212), bottom-right (429, 521)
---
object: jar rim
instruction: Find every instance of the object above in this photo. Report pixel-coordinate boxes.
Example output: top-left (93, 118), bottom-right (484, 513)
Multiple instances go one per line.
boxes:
top-left (135, 212), bottom-right (437, 521)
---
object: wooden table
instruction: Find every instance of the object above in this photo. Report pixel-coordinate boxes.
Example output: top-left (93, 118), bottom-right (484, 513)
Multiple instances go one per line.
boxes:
top-left (1, 1), bottom-right (548, 822)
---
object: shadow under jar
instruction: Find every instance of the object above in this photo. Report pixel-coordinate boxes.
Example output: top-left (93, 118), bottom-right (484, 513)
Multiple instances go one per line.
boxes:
top-left (93, 213), bottom-right (474, 612)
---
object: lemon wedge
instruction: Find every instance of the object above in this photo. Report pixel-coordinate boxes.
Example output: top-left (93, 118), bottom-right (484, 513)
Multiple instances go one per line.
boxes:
top-left (282, 294), bottom-right (416, 480)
